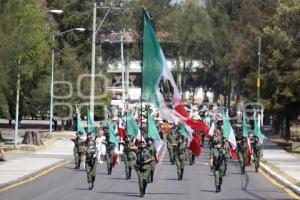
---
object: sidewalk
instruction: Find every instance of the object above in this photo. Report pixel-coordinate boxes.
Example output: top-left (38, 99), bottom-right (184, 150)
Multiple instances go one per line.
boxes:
top-left (0, 138), bottom-right (73, 189)
top-left (261, 137), bottom-right (300, 195)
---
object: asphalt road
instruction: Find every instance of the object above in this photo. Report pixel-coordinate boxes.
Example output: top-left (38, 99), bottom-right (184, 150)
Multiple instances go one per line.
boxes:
top-left (0, 144), bottom-right (294, 200)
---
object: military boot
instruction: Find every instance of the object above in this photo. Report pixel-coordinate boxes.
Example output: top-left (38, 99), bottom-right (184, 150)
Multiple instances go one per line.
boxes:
top-left (240, 166), bottom-right (244, 174)
top-left (216, 185), bottom-right (220, 193)
top-left (219, 178), bottom-right (222, 192)
top-left (224, 165), bottom-right (227, 176)
top-left (88, 183), bottom-right (92, 190)
top-left (180, 168), bottom-right (184, 180)
top-left (129, 168), bottom-right (132, 179)
top-left (150, 171), bottom-right (154, 183)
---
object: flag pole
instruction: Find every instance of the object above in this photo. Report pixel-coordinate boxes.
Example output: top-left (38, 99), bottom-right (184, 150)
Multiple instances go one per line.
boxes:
top-left (140, 7), bottom-right (146, 141)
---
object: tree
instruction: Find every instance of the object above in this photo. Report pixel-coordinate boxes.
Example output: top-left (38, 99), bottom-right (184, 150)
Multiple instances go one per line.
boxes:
top-left (0, 0), bottom-right (50, 121)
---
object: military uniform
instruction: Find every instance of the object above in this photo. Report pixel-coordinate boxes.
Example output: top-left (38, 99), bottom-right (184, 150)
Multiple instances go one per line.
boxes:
top-left (135, 144), bottom-right (152, 197)
top-left (85, 139), bottom-right (97, 190)
top-left (124, 138), bottom-right (136, 179)
top-left (175, 136), bottom-right (186, 180)
top-left (210, 137), bottom-right (225, 193)
top-left (147, 140), bottom-right (157, 183)
top-left (223, 139), bottom-right (230, 176)
top-left (105, 132), bottom-right (115, 175)
top-left (250, 136), bottom-right (262, 172)
top-left (167, 131), bottom-right (177, 165)
top-left (236, 135), bottom-right (247, 174)
top-left (72, 134), bottom-right (84, 169)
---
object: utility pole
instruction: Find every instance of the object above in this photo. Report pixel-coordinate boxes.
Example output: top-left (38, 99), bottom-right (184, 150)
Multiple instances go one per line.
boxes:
top-left (121, 32), bottom-right (125, 115)
top-left (90, 2), bottom-right (122, 120)
top-left (90, 2), bottom-right (97, 120)
top-left (257, 37), bottom-right (261, 103)
top-left (14, 59), bottom-right (20, 148)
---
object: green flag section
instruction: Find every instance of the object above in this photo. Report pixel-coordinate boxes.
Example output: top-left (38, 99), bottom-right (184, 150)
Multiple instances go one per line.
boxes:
top-left (108, 121), bottom-right (118, 147)
top-left (126, 111), bottom-right (139, 137)
top-left (142, 11), bottom-right (163, 107)
top-left (242, 112), bottom-right (249, 137)
top-left (254, 118), bottom-right (263, 137)
top-left (178, 123), bottom-right (190, 139)
top-left (147, 111), bottom-right (163, 151)
top-left (77, 113), bottom-right (86, 135)
top-left (87, 108), bottom-right (96, 135)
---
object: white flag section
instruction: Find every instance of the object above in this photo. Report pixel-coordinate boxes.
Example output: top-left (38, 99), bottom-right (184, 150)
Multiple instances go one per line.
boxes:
top-left (209, 122), bottom-right (216, 136)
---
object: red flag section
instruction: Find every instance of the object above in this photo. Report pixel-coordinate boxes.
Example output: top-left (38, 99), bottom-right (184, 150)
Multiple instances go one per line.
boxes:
top-left (229, 144), bottom-right (238, 159)
top-left (112, 153), bottom-right (118, 167)
top-left (186, 119), bottom-right (210, 135)
top-left (174, 103), bottom-right (210, 135)
top-left (188, 132), bottom-right (201, 156)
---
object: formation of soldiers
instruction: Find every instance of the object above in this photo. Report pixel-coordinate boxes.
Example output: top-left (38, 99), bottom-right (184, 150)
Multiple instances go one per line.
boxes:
top-left (71, 107), bottom-right (263, 196)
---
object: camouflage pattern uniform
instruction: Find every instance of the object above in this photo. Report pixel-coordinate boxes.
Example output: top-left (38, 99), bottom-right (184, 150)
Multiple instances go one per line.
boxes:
top-left (135, 143), bottom-right (152, 198)
top-left (210, 137), bottom-right (225, 193)
top-left (175, 136), bottom-right (186, 180)
top-left (250, 135), bottom-right (262, 172)
top-left (72, 134), bottom-right (84, 169)
top-left (85, 139), bottom-right (97, 190)
top-left (124, 136), bottom-right (136, 179)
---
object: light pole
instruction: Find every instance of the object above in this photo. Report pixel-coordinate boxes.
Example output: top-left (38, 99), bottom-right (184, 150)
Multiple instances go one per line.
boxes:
top-left (90, 2), bottom-right (122, 120)
top-left (14, 9), bottom-right (63, 148)
top-left (49, 28), bottom-right (85, 134)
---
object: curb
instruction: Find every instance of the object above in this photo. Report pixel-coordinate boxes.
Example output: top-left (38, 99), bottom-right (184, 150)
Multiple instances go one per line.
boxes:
top-left (0, 159), bottom-right (70, 192)
top-left (260, 162), bottom-right (300, 196)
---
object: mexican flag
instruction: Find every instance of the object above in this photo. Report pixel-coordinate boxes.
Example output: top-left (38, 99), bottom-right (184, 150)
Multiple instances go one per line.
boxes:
top-left (87, 108), bottom-right (96, 135)
top-left (141, 10), bottom-right (208, 155)
top-left (125, 111), bottom-right (143, 142)
top-left (222, 110), bottom-right (237, 159)
top-left (178, 123), bottom-right (201, 156)
top-left (77, 112), bottom-right (86, 135)
top-left (147, 111), bottom-right (163, 152)
top-left (108, 121), bottom-right (119, 167)
top-left (117, 117), bottom-right (126, 139)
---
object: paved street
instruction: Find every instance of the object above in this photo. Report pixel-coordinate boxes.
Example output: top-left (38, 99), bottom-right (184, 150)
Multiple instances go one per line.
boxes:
top-left (0, 143), bottom-right (294, 200)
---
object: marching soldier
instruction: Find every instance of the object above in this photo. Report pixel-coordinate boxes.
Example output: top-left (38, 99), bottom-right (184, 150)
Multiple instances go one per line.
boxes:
top-left (123, 135), bottom-right (137, 179)
top-left (71, 132), bottom-right (84, 169)
top-left (103, 126), bottom-right (115, 175)
top-left (222, 137), bottom-right (230, 176)
top-left (167, 129), bottom-right (177, 165)
top-left (135, 141), bottom-right (153, 198)
top-left (236, 133), bottom-right (247, 174)
top-left (84, 135), bottom-right (98, 190)
top-left (175, 135), bottom-right (186, 180)
top-left (250, 134), bottom-right (262, 172)
top-left (146, 138), bottom-right (158, 183)
top-left (210, 137), bottom-right (225, 193)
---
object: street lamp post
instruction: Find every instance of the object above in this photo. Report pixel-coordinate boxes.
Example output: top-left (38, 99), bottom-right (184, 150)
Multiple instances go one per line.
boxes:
top-left (14, 9), bottom-right (63, 148)
top-left (90, 2), bottom-right (122, 120)
top-left (49, 28), bottom-right (85, 134)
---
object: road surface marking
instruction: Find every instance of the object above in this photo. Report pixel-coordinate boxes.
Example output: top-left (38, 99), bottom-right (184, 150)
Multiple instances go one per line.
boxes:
top-left (0, 160), bottom-right (70, 192)
top-left (259, 169), bottom-right (300, 199)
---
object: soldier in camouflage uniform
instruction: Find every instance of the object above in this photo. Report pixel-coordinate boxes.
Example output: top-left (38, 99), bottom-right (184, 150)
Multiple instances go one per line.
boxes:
top-left (175, 135), bottom-right (186, 180)
top-left (167, 129), bottom-right (177, 165)
top-left (103, 126), bottom-right (115, 175)
top-left (146, 138), bottom-right (158, 183)
top-left (236, 133), bottom-right (247, 174)
top-left (71, 132), bottom-right (84, 169)
top-left (210, 136), bottom-right (225, 193)
top-left (135, 141), bottom-right (153, 198)
top-left (84, 136), bottom-right (98, 190)
top-left (250, 134), bottom-right (262, 172)
top-left (222, 137), bottom-right (230, 176)
top-left (123, 135), bottom-right (137, 179)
